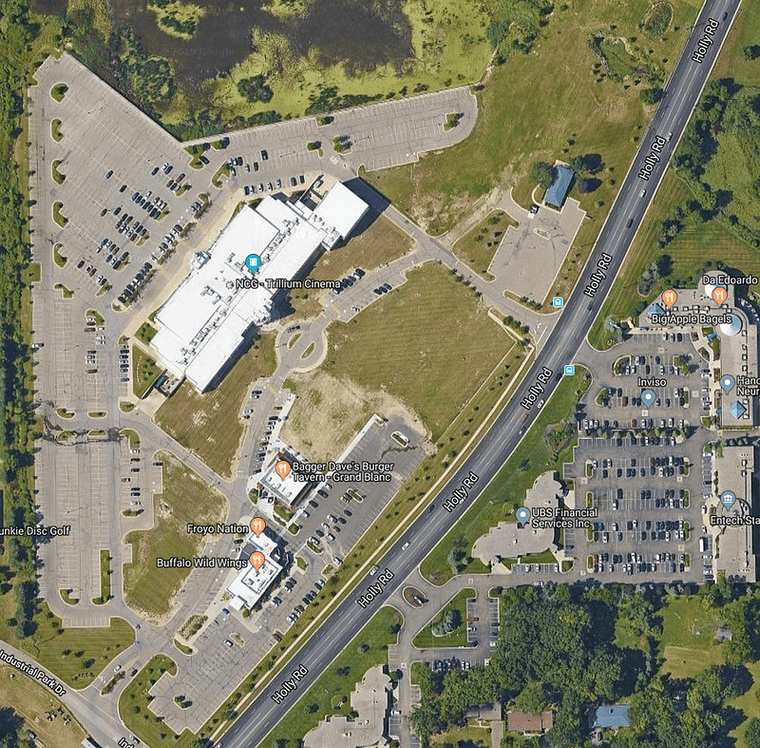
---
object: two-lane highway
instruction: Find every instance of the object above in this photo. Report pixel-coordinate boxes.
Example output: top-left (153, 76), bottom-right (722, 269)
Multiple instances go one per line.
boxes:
top-left (221, 1), bottom-right (741, 745)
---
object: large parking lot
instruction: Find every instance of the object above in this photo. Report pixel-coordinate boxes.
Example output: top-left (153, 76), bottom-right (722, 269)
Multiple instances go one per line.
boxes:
top-left (569, 436), bottom-right (706, 581)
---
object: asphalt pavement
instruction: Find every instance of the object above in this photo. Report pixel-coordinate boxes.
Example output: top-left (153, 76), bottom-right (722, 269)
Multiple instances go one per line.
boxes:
top-left (219, 1), bottom-right (742, 745)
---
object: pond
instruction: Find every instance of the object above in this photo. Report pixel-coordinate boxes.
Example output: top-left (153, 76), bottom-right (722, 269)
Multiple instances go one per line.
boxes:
top-left (105, 0), bottom-right (412, 83)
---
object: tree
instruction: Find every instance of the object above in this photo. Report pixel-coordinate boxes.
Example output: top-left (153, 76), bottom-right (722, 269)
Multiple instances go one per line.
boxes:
top-left (515, 679), bottom-right (548, 713)
top-left (741, 45), bottom-right (760, 60)
top-left (640, 87), bottom-right (664, 104)
top-left (237, 75), bottom-right (273, 104)
top-left (530, 161), bottom-right (554, 189)
top-left (745, 718), bottom-right (760, 748)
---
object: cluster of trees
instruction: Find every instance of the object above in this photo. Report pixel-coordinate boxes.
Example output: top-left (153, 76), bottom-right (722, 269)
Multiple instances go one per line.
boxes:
top-left (432, 608), bottom-right (461, 637)
top-left (485, 0), bottom-right (554, 62)
top-left (237, 75), bottom-right (274, 104)
top-left (306, 85), bottom-right (384, 115)
top-left (637, 255), bottom-right (671, 296)
top-left (411, 581), bottom-right (760, 748)
top-left (159, 12), bottom-right (198, 38)
top-left (674, 78), bottom-right (760, 247)
top-left (0, 0), bottom-right (41, 640)
top-left (0, 706), bottom-right (35, 748)
top-left (529, 161), bottom-right (554, 189)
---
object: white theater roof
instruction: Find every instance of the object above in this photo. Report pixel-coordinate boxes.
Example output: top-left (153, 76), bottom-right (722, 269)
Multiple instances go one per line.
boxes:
top-left (152, 181), bottom-right (368, 391)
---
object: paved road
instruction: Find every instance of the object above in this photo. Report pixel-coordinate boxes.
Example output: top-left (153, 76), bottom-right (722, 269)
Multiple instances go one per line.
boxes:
top-left (219, 1), bottom-right (741, 745)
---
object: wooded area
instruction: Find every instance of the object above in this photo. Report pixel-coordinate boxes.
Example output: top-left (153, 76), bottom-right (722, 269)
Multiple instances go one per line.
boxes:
top-left (412, 580), bottom-right (760, 748)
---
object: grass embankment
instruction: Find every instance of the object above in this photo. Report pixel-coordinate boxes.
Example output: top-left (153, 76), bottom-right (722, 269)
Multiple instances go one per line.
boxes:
top-left (659, 596), bottom-right (726, 678)
top-left (155, 333), bottom-right (276, 477)
top-left (421, 366), bottom-right (591, 583)
top-left (51, 159), bottom-right (65, 185)
top-left (452, 210), bottom-right (516, 279)
top-left (413, 588), bottom-right (475, 649)
top-left (588, 0), bottom-right (760, 349)
top-left (123, 453), bottom-right (227, 621)
top-left (136, 321), bottom-right (158, 345)
top-left (587, 170), bottom-right (760, 349)
top-left (0, 558), bottom-right (133, 688)
top-left (119, 655), bottom-right (181, 745)
top-left (52, 201), bottom-right (68, 227)
top-left (132, 346), bottom-right (161, 398)
top-left (0, 664), bottom-right (86, 748)
top-left (260, 607), bottom-right (401, 748)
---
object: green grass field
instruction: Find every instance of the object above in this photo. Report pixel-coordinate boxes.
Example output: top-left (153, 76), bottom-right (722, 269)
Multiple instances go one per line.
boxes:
top-left (132, 346), bottom-right (161, 398)
top-left (312, 215), bottom-right (415, 280)
top-left (154, 333), bottom-right (276, 477)
top-left (412, 588), bottom-right (475, 648)
top-left (260, 607), bottom-right (401, 748)
top-left (0, 572), bottom-right (133, 688)
top-left (659, 596), bottom-right (724, 678)
top-left (421, 367), bottom-right (590, 583)
top-left (362, 0), bottom-right (701, 238)
top-left (322, 263), bottom-right (514, 441)
top-left (452, 210), bottom-right (516, 279)
top-left (51, 118), bottom-right (62, 141)
top-left (123, 453), bottom-right (227, 620)
top-left (587, 170), bottom-right (758, 349)
top-left (0, 664), bottom-right (86, 748)
top-left (431, 723), bottom-right (491, 746)
top-left (119, 655), bottom-right (186, 745)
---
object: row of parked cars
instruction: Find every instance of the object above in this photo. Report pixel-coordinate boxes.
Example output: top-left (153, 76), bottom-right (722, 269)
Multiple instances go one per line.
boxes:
top-left (118, 261), bottom-right (153, 305)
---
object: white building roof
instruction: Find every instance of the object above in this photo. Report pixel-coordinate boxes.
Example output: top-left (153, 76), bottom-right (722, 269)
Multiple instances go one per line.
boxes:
top-left (226, 531), bottom-right (283, 610)
top-left (259, 456), bottom-right (310, 506)
top-left (312, 181), bottom-right (369, 243)
top-left (152, 181), bottom-right (367, 391)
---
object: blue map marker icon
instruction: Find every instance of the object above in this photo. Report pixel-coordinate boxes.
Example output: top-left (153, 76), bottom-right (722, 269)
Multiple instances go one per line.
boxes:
top-left (245, 254), bottom-right (261, 275)
top-left (516, 507), bottom-right (531, 527)
top-left (720, 375), bottom-right (735, 394)
top-left (720, 491), bottom-right (736, 510)
top-left (641, 389), bottom-right (656, 408)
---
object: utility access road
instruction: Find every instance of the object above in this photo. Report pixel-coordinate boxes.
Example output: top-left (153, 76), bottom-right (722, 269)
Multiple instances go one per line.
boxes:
top-left (221, 1), bottom-right (740, 745)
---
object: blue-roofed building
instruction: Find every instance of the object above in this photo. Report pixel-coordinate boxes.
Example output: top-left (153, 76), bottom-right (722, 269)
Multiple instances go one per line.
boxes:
top-left (648, 301), bottom-right (665, 318)
top-left (590, 704), bottom-right (630, 730)
top-left (545, 165), bottom-right (574, 208)
top-left (729, 400), bottom-right (747, 419)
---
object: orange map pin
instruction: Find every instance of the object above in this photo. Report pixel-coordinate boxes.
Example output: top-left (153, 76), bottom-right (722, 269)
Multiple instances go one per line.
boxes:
top-left (250, 517), bottom-right (265, 536)
top-left (712, 286), bottom-right (727, 305)
top-left (662, 289), bottom-right (677, 309)
top-left (276, 460), bottom-right (291, 478)
top-left (250, 551), bottom-right (265, 570)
